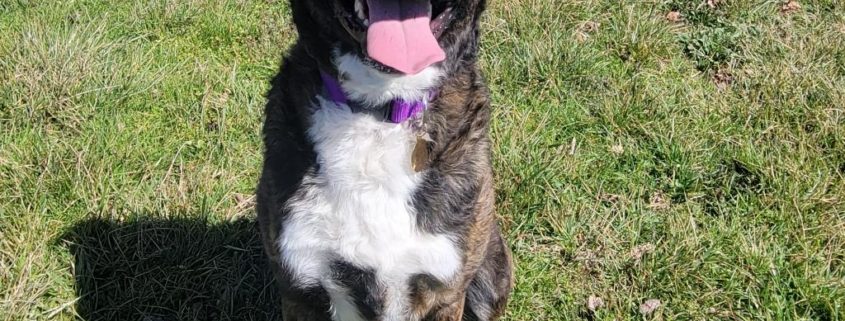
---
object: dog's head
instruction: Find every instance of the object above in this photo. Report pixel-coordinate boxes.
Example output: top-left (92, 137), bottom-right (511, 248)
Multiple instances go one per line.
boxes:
top-left (291, 0), bottom-right (486, 79)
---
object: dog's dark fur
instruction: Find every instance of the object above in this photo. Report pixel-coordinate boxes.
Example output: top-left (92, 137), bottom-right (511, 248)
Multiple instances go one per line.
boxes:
top-left (257, 0), bottom-right (513, 320)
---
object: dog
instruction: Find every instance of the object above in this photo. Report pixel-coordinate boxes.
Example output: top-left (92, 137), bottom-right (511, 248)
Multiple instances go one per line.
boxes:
top-left (256, 0), bottom-right (513, 320)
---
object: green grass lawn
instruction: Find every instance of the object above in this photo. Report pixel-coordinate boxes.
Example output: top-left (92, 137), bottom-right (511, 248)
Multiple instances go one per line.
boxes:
top-left (1, 0), bottom-right (844, 320)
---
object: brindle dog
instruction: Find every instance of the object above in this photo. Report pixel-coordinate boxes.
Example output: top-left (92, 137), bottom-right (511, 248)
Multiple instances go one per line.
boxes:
top-left (257, 0), bottom-right (513, 320)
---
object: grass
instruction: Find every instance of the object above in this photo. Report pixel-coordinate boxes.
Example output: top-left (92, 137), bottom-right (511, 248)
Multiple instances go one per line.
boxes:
top-left (1, 0), bottom-right (843, 320)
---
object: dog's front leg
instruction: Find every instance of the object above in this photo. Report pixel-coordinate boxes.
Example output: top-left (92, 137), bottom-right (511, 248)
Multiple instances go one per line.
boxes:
top-left (428, 295), bottom-right (466, 321)
top-left (280, 297), bottom-right (333, 321)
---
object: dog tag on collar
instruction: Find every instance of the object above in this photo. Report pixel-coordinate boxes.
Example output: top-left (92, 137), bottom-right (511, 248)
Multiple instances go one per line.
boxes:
top-left (411, 136), bottom-right (429, 172)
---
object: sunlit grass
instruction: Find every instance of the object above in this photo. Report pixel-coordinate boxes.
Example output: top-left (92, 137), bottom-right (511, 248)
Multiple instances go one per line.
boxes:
top-left (1, 0), bottom-right (843, 320)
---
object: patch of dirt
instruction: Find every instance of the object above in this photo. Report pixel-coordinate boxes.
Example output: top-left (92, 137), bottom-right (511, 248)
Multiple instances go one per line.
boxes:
top-left (587, 295), bottom-right (604, 311)
top-left (781, 0), bottom-right (801, 14)
top-left (579, 21), bottom-right (600, 33)
top-left (629, 243), bottom-right (656, 265)
top-left (574, 249), bottom-right (604, 273)
top-left (648, 192), bottom-right (671, 210)
top-left (714, 69), bottom-right (734, 91)
top-left (598, 192), bottom-right (623, 207)
top-left (610, 144), bottom-right (624, 155)
top-left (575, 21), bottom-right (600, 42)
top-left (639, 299), bottom-right (662, 315)
top-left (666, 11), bottom-right (682, 23)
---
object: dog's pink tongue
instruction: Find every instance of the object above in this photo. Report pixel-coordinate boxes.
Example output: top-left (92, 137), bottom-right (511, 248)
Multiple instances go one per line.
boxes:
top-left (366, 0), bottom-right (445, 74)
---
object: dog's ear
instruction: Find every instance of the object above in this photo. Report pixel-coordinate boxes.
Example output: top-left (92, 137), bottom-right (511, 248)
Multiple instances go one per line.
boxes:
top-left (289, 0), bottom-right (330, 40)
top-left (287, 0), bottom-right (342, 68)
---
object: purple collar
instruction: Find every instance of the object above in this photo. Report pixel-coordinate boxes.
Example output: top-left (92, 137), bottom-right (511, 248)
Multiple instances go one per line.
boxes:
top-left (320, 72), bottom-right (433, 124)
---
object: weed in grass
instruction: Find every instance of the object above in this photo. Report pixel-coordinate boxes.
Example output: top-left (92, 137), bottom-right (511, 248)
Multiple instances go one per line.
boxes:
top-left (679, 25), bottom-right (744, 72)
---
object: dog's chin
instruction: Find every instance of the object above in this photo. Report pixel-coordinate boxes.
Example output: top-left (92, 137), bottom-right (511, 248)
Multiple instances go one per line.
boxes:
top-left (333, 49), bottom-right (444, 107)
top-left (351, 51), bottom-right (409, 75)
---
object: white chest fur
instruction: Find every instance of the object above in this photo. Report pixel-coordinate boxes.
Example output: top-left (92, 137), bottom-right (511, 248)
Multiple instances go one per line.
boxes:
top-left (276, 54), bottom-right (460, 321)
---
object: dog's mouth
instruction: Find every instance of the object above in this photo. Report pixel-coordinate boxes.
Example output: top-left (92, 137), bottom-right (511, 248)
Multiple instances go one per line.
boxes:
top-left (336, 0), bottom-right (455, 75)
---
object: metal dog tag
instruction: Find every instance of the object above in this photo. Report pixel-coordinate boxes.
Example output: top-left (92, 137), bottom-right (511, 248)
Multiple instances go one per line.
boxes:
top-left (411, 136), bottom-right (429, 172)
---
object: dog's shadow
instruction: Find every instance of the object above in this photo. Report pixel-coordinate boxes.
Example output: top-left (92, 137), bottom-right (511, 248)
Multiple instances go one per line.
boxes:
top-left (62, 217), bottom-right (283, 321)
